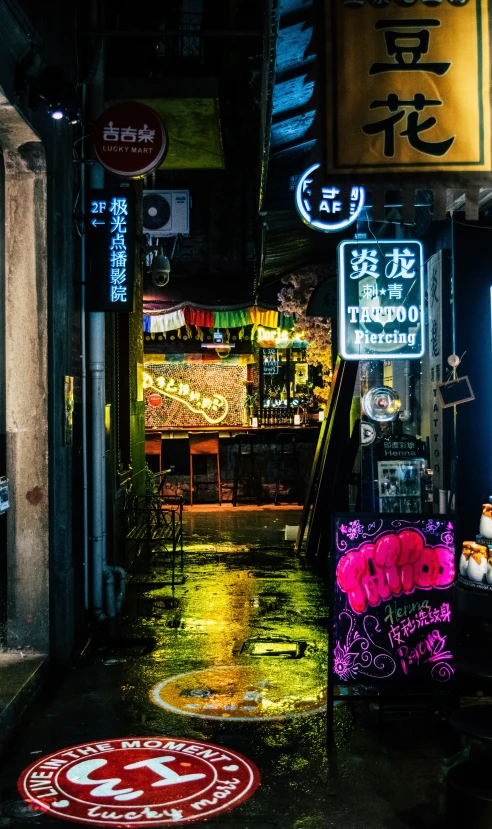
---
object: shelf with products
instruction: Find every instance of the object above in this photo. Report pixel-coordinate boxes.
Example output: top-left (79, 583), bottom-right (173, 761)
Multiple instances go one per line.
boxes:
top-left (259, 346), bottom-right (321, 415)
top-left (377, 459), bottom-right (426, 515)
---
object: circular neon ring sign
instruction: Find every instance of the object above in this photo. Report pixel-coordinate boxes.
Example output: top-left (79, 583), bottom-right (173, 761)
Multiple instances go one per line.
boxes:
top-left (295, 163), bottom-right (365, 232)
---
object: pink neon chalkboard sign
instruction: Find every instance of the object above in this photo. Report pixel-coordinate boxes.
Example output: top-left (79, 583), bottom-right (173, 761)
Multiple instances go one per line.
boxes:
top-left (330, 515), bottom-right (456, 689)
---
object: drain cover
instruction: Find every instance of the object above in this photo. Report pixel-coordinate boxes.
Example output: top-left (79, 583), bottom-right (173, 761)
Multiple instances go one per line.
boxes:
top-left (1, 800), bottom-right (41, 819)
top-left (249, 572), bottom-right (289, 580)
top-left (241, 638), bottom-right (307, 659)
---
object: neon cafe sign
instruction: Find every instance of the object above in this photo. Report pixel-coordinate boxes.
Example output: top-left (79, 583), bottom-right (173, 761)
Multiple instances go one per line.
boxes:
top-left (295, 163), bottom-right (365, 233)
top-left (143, 372), bottom-right (229, 425)
top-left (256, 327), bottom-right (304, 348)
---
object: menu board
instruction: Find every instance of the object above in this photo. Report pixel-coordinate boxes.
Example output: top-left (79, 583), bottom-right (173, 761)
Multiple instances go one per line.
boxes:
top-left (331, 515), bottom-right (456, 688)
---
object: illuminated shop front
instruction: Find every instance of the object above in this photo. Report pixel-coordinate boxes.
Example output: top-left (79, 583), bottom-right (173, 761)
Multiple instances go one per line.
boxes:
top-left (144, 362), bottom-right (246, 428)
top-left (143, 302), bottom-right (322, 503)
top-left (335, 236), bottom-right (452, 516)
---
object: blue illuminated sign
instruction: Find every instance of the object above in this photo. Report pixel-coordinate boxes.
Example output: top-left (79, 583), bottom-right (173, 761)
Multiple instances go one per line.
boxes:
top-left (338, 239), bottom-right (424, 361)
top-left (86, 190), bottom-right (135, 313)
top-left (295, 163), bottom-right (365, 232)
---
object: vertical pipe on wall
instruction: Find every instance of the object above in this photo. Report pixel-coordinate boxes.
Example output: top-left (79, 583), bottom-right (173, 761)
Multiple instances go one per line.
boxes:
top-left (450, 212), bottom-right (457, 512)
top-left (80, 84), bottom-right (89, 610)
top-left (90, 311), bottom-right (105, 619)
top-left (89, 0), bottom-right (108, 620)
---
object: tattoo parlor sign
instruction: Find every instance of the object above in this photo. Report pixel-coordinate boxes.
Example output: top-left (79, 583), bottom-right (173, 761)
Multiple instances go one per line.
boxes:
top-left (331, 516), bottom-right (455, 688)
top-left (18, 737), bottom-right (260, 827)
top-left (93, 102), bottom-right (168, 178)
top-left (326, 1), bottom-right (491, 172)
top-left (338, 239), bottom-right (424, 360)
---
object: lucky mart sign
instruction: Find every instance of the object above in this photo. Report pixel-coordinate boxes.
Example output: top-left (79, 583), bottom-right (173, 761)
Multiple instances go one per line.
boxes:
top-left (326, 0), bottom-right (490, 172)
top-left (18, 737), bottom-right (260, 827)
top-left (338, 239), bottom-right (424, 360)
top-left (93, 102), bottom-right (168, 178)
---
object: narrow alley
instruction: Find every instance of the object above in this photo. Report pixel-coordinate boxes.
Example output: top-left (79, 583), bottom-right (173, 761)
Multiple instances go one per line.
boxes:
top-left (0, 509), bottom-right (454, 828)
top-left (0, 0), bottom-right (490, 826)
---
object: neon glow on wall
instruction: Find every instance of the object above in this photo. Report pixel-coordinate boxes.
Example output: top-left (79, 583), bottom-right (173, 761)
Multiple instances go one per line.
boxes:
top-left (143, 372), bottom-right (229, 425)
top-left (336, 527), bottom-right (454, 614)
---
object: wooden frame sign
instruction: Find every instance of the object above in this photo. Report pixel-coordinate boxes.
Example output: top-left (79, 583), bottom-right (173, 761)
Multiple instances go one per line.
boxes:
top-left (326, 1), bottom-right (491, 174)
top-left (330, 514), bottom-right (456, 690)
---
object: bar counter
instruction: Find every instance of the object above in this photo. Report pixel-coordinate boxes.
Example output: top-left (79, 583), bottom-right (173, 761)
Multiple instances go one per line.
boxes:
top-left (148, 425), bottom-right (320, 438)
top-left (145, 426), bottom-right (319, 504)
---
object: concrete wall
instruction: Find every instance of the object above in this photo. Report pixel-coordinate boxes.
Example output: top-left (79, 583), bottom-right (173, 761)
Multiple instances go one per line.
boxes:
top-left (109, 181), bottom-right (146, 566)
top-left (0, 1), bottom-right (81, 661)
top-left (2, 116), bottom-right (49, 651)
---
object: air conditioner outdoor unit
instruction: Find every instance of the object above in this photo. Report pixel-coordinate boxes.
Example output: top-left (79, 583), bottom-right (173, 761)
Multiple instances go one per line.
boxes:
top-left (143, 190), bottom-right (190, 237)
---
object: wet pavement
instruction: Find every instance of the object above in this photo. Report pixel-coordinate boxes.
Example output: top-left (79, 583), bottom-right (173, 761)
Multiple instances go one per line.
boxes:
top-left (0, 508), bottom-right (457, 827)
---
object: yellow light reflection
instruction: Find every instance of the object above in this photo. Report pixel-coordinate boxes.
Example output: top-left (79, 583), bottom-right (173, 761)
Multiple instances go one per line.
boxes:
top-left (148, 563), bottom-right (327, 721)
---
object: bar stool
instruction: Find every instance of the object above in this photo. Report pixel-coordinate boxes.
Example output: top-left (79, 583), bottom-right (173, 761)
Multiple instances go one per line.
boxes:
top-left (189, 432), bottom-right (222, 505)
top-left (274, 432), bottom-right (302, 506)
top-left (145, 433), bottom-right (162, 474)
top-left (232, 433), bottom-right (262, 506)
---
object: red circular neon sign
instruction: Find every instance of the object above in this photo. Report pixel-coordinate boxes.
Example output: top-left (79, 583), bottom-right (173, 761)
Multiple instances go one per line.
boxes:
top-left (18, 737), bottom-right (260, 826)
top-left (148, 393), bottom-right (162, 408)
top-left (92, 102), bottom-right (168, 178)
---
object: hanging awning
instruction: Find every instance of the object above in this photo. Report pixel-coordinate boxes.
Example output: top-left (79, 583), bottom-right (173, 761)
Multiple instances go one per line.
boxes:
top-left (143, 301), bottom-right (295, 334)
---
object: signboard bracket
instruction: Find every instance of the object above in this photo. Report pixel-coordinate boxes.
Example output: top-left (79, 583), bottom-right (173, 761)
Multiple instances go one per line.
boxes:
top-left (296, 357), bottom-right (359, 561)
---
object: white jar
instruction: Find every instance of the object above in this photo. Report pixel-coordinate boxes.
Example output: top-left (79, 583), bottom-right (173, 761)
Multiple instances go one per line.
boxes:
top-left (479, 510), bottom-right (492, 540)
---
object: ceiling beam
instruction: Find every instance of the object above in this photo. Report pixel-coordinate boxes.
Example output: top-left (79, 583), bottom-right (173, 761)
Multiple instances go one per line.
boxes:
top-left (83, 29), bottom-right (263, 38)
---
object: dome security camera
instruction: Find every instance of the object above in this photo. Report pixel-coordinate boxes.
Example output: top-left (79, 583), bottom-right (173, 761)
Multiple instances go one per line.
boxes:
top-left (150, 252), bottom-right (171, 287)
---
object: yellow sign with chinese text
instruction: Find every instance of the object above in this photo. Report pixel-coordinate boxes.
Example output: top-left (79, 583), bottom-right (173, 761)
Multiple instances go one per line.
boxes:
top-left (143, 371), bottom-right (229, 425)
top-left (328, 1), bottom-right (490, 172)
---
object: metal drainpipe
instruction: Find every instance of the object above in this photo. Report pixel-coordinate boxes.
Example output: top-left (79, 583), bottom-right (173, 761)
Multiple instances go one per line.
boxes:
top-left (88, 5), bottom-right (122, 621)
top-left (80, 83), bottom-right (89, 610)
top-left (88, 12), bottom-right (127, 621)
top-left (399, 361), bottom-right (412, 422)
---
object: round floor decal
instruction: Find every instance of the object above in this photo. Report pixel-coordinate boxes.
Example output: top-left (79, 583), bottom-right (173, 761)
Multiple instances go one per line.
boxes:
top-left (18, 737), bottom-right (260, 826)
top-left (150, 665), bottom-right (327, 720)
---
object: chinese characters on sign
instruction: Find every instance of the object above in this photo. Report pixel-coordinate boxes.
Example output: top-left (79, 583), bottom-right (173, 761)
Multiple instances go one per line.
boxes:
top-left (143, 372), bottom-right (229, 425)
top-left (338, 239), bottom-right (424, 359)
top-left (86, 190), bottom-right (135, 313)
top-left (93, 102), bottom-right (168, 177)
top-left (295, 164), bottom-right (365, 232)
top-left (331, 515), bottom-right (455, 688)
top-left (18, 737), bottom-right (260, 827)
top-left (328, 1), bottom-right (490, 171)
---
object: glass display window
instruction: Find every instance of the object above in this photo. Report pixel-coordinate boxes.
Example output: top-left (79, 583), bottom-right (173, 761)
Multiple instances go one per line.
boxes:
top-left (377, 459), bottom-right (426, 514)
top-left (259, 347), bottom-right (318, 410)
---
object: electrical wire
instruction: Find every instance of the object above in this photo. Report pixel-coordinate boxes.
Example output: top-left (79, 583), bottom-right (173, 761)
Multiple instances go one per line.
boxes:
top-left (447, 215), bottom-right (492, 230)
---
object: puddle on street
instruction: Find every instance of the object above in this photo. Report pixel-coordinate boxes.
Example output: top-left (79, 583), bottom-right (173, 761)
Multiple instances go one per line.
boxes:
top-left (120, 524), bottom-right (329, 723)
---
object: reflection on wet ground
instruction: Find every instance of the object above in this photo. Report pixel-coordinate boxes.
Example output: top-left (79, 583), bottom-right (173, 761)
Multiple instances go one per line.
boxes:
top-left (0, 508), bottom-right (455, 827)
